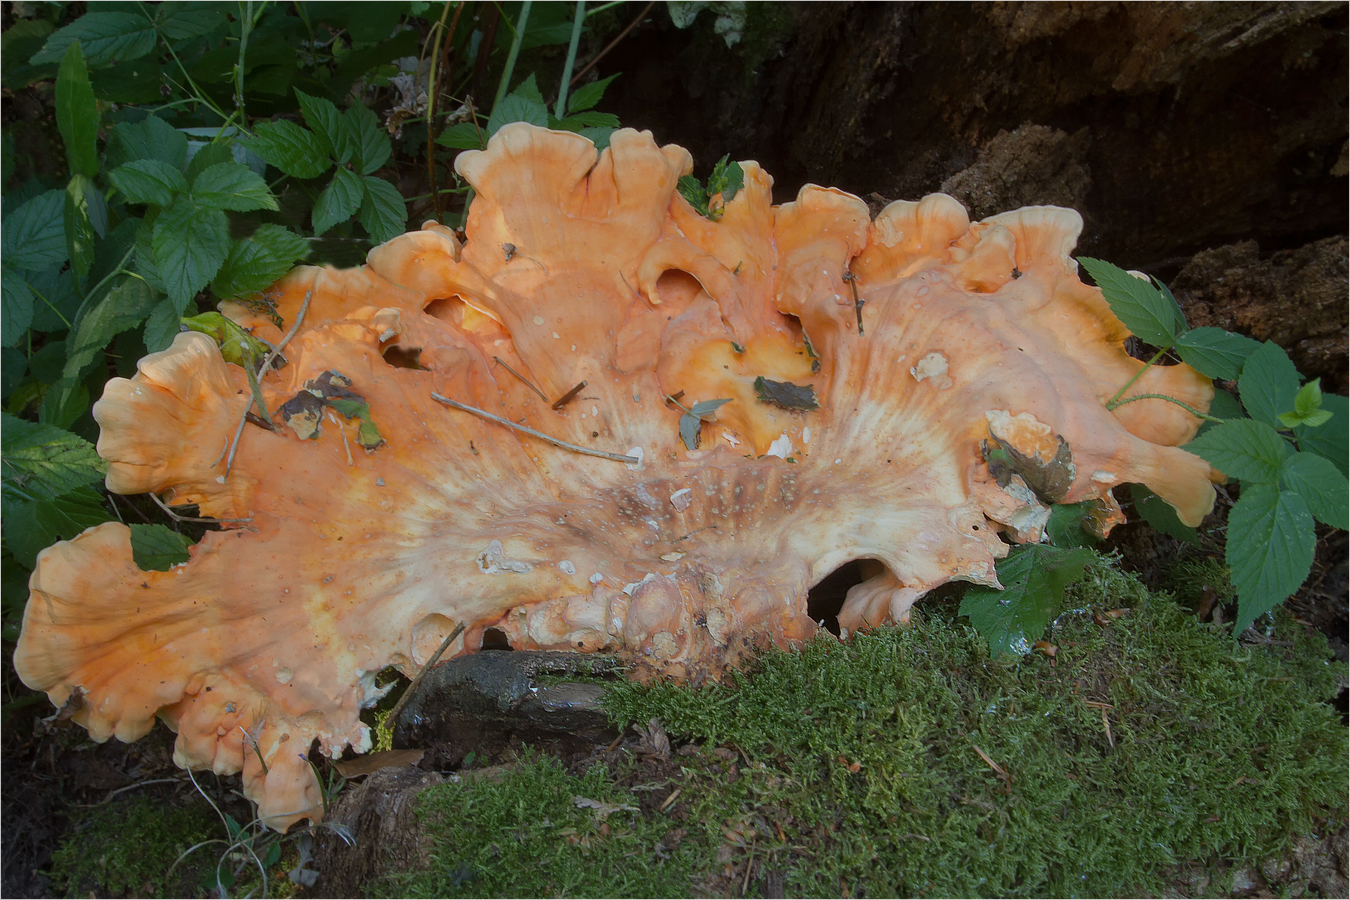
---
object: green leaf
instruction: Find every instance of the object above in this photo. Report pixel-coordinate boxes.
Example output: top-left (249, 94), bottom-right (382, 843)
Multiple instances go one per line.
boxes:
top-left (689, 398), bottom-right (732, 419)
top-left (1, 269), bottom-right (34, 348)
top-left (134, 211), bottom-right (165, 292)
top-left (2, 189), bottom-right (67, 271)
top-left (189, 162), bottom-right (278, 212)
top-left (358, 176), bottom-right (407, 244)
top-left (180, 311), bottom-right (273, 369)
top-left (55, 42), bottom-right (99, 178)
top-left (1174, 327), bottom-right (1261, 381)
top-left (312, 167), bottom-right (365, 235)
top-left (109, 158), bottom-right (189, 207)
top-left (295, 90), bottom-right (348, 163)
top-left (678, 173), bottom-right (709, 216)
top-left (240, 120), bottom-right (332, 179)
top-left (1226, 483), bottom-right (1315, 633)
top-left (27, 265), bottom-right (81, 332)
top-left (142, 296), bottom-right (184, 353)
top-left (511, 73), bottom-right (545, 104)
top-left (62, 277), bottom-right (162, 381)
top-left (707, 156), bottom-right (744, 206)
top-left (0, 412), bottom-right (107, 503)
top-left (487, 91), bottom-right (549, 136)
top-left (555, 111), bottom-right (622, 130)
top-left (1278, 452), bottom-right (1349, 531)
top-left (155, 6), bottom-right (227, 41)
top-left (1045, 501), bottom-right (1100, 549)
top-left (105, 115), bottom-right (189, 171)
top-left (679, 413), bottom-right (701, 450)
top-left (211, 225), bottom-right (310, 300)
top-left (129, 523), bottom-right (193, 571)
top-left (2, 486), bottom-right (109, 568)
top-left (152, 198), bottom-right (230, 311)
top-left (39, 376), bottom-right (89, 430)
top-left (1278, 379), bottom-right (1331, 428)
top-left (1128, 484), bottom-right (1201, 546)
top-left (327, 398), bottom-right (384, 449)
top-left (184, 141), bottom-right (236, 184)
top-left (1295, 393), bottom-right (1347, 476)
top-left (1185, 419), bottom-right (1288, 484)
top-left (31, 13), bottom-right (157, 68)
top-left (959, 545), bottom-right (1096, 658)
top-left (1077, 257), bottom-right (1182, 348)
top-left (344, 102), bottom-right (392, 175)
top-left (63, 175), bottom-right (98, 278)
top-left (579, 126), bottom-right (615, 151)
top-left (1239, 340), bottom-right (1301, 428)
top-left (567, 73), bottom-right (619, 113)
top-left (436, 122), bottom-right (486, 150)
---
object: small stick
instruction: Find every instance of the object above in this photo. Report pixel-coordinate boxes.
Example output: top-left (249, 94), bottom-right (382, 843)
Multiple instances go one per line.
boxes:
top-left (843, 269), bottom-right (863, 336)
top-left (432, 393), bottom-right (640, 463)
top-left (551, 380), bottom-right (587, 409)
top-left (225, 290), bottom-right (312, 478)
top-left (149, 491), bottom-right (252, 524)
top-left (741, 833), bottom-right (757, 895)
top-left (569, 0), bottom-right (655, 87)
top-left (329, 412), bottom-right (354, 466)
top-left (491, 355), bottom-right (549, 403)
top-left (970, 741), bottom-right (1010, 782)
top-left (387, 621), bottom-right (466, 727)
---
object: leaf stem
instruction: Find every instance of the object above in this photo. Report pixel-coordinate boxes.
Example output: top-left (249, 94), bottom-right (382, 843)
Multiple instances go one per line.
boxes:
top-left (1109, 393), bottom-right (1223, 422)
top-left (555, 1), bottom-right (587, 118)
top-left (224, 289), bottom-right (311, 477)
top-left (1106, 346), bottom-right (1169, 408)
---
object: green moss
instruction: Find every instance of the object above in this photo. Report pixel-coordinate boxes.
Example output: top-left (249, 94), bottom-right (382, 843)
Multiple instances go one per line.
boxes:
top-left (369, 560), bottom-right (1348, 898)
top-left (49, 793), bottom-right (218, 898)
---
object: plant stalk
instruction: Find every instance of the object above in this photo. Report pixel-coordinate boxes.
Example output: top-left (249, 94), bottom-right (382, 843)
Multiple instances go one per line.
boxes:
top-left (555, 1), bottom-right (587, 118)
top-left (492, 0), bottom-right (532, 110)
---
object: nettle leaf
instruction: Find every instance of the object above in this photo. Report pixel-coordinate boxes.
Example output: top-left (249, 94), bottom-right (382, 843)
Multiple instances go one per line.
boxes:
top-left (242, 120), bottom-right (332, 179)
top-left (1185, 418), bottom-right (1287, 484)
top-left (1128, 483), bottom-right (1201, 546)
top-left (109, 158), bottom-right (189, 207)
top-left (212, 225), bottom-right (310, 300)
top-left (1239, 340), bottom-right (1300, 428)
top-left (296, 90), bottom-right (348, 163)
top-left (1174, 327), bottom-right (1261, 381)
top-left (2, 189), bottom-right (67, 271)
top-left (753, 376), bottom-right (819, 410)
top-left (1, 269), bottom-right (34, 348)
top-left (436, 122), bottom-right (485, 150)
top-left (1226, 483), bottom-right (1315, 633)
top-left (1278, 379), bottom-right (1332, 428)
top-left (153, 198), bottom-right (230, 311)
top-left (312, 167), bottom-right (365, 236)
top-left (358, 176), bottom-right (407, 245)
top-left (190, 162), bottom-right (278, 212)
top-left (567, 73), bottom-right (619, 113)
top-left (63, 174), bottom-right (99, 278)
top-left (959, 544), bottom-right (1096, 658)
top-left (129, 523), bottom-right (193, 571)
top-left (31, 12), bottom-right (157, 68)
top-left (62, 276), bottom-right (162, 380)
top-left (1077, 258), bottom-right (1182, 348)
top-left (105, 115), bottom-right (189, 171)
top-left (1278, 452), bottom-right (1349, 531)
top-left (1295, 392), bottom-right (1347, 476)
top-left (55, 42), bottom-right (99, 178)
top-left (344, 102), bottom-right (392, 175)
top-left (0, 412), bottom-right (107, 503)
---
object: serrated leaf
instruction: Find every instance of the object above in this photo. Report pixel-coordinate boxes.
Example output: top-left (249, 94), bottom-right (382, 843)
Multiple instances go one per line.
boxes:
top-left (959, 545), bottom-right (1096, 658)
top-left (142, 296), bottom-right (183, 353)
top-left (708, 157), bottom-right (744, 206)
top-left (358, 177), bottom-right (406, 244)
top-left (134, 210), bottom-right (165, 292)
top-left (109, 158), bottom-right (188, 207)
top-left (567, 73), bottom-right (619, 113)
top-left (2, 189), bottom-right (67, 271)
top-left (189, 162), bottom-right (278, 212)
top-left (1295, 393), bottom-right (1347, 476)
top-left (1185, 419), bottom-right (1288, 483)
top-left (152, 198), bottom-right (230, 311)
top-left (344, 102), bottom-right (392, 175)
top-left (312, 167), bottom-right (364, 235)
top-left (31, 13), bottom-right (157, 68)
top-left (62, 277), bottom-right (162, 381)
top-left (1227, 484), bottom-right (1315, 633)
top-left (63, 175), bottom-right (98, 278)
top-left (55, 42), bottom-right (99, 178)
top-left (156, 6), bottom-right (227, 41)
top-left (1174, 327), bottom-right (1261, 381)
top-left (436, 122), bottom-right (486, 150)
top-left (295, 90), bottom-right (348, 163)
top-left (105, 115), bottom-right (189, 171)
top-left (556, 111), bottom-right (622, 130)
top-left (241, 120), bottom-right (331, 179)
top-left (1279, 378), bottom-right (1328, 427)
top-left (512, 73), bottom-right (545, 104)
top-left (0, 412), bottom-right (107, 503)
top-left (1129, 483), bottom-right (1201, 546)
top-left (184, 140), bottom-right (235, 183)
top-left (1077, 257), bottom-right (1181, 348)
top-left (487, 92), bottom-right (549, 136)
top-left (753, 376), bottom-right (818, 410)
top-left (677, 173), bottom-right (709, 216)
top-left (1278, 452), bottom-right (1349, 531)
top-left (130, 523), bottom-right (193, 571)
top-left (1239, 340), bottom-right (1301, 428)
top-left (2, 484), bottom-right (111, 567)
top-left (211, 225), bottom-right (310, 300)
top-left (39, 376), bottom-right (89, 430)
top-left (2, 269), bottom-right (34, 347)
top-left (679, 412), bottom-right (701, 450)
top-left (579, 126), bottom-right (615, 151)
top-left (1045, 501), bottom-right (1100, 549)
top-left (689, 398), bottom-right (732, 419)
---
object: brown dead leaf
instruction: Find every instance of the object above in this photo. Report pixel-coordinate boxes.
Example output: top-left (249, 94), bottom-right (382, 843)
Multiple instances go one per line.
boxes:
top-left (634, 717), bottom-right (671, 760)
top-left (573, 795), bottom-right (639, 821)
top-left (332, 749), bottom-right (424, 778)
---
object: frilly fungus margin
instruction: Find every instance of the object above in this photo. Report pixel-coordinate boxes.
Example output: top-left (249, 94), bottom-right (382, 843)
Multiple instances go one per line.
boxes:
top-left (14, 124), bottom-right (1216, 829)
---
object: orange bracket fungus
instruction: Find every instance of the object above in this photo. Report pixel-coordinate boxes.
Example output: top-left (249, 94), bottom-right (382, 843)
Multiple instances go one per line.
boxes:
top-left (14, 124), bottom-right (1216, 829)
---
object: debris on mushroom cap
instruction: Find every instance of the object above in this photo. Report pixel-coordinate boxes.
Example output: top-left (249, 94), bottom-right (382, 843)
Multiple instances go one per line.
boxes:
top-left (13, 123), bottom-right (1216, 829)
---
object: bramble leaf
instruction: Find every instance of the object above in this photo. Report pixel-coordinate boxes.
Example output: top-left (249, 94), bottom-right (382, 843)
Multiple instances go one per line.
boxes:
top-left (1045, 501), bottom-right (1101, 550)
top-left (1278, 451), bottom-right (1349, 531)
top-left (1186, 419), bottom-right (1287, 484)
top-left (1128, 483), bottom-right (1201, 546)
top-left (295, 90), bottom-right (348, 163)
top-left (62, 276), bottom-right (162, 380)
top-left (358, 176), bottom-right (407, 244)
top-left (211, 225), bottom-right (310, 300)
top-left (567, 73), bottom-right (619, 113)
top-left (55, 42), bottom-right (99, 178)
top-left (1077, 258), bottom-right (1182, 348)
top-left (64, 174), bottom-right (99, 278)
top-left (959, 545), bottom-right (1096, 658)
top-left (31, 12), bottom-right (157, 68)
top-left (1174, 327), bottom-right (1261, 381)
top-left (1295, 392), bottom-right (1347, 475)
top-left (344, 102), bottom-right (392, 175)
top-left (313, 167), bottom-right (365, 235)
top-left (241, 120), bottom-right (332, 179)
top-left (190, 162), bottom-right (278, 212)
top-left (579, 126), bottom-right (615, 150)
top-left (1, 484), bottom-right (112, 567)
top-left (488, 90), bottom-right (549, 136)
top-left (109, 158), bottom-right (188, 207)
top-left (1226, 483), bottom-right (1315, 633)
top-left (155, 6), bottom-right (227, 40)
top-left (0, 412), bottom-right (107, 503)
top-left (1278, 379), bottom-right (1332, 428)
top-left (2, 189), bottom-right (67, 271)
top-left (436, 123), bottom-right (485, 150)
top-left (142, 297), bottom-right (183, 353)
top-left (152, 198), bottom-right (230, 311)
top-left (105, 116), bottom-right (189, 171)
top-left (130, 523), bottom-right (194, 571)
top-left (2, 269), bottom-right (35, 347)
top-left (1239, 340), bottom-right (1300, 428)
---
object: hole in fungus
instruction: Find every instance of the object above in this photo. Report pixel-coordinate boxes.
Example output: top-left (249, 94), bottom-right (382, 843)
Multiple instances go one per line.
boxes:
top-left (423, 295), bottom-right (465, 323)
top-left (481, 628), bottom-right (514, 651)
top-left (655, 269), bottom-right (704, 306)
top-left (807, 559), bottom-right (886, 636)
top-left (382, 345), bottom-right (423, 369)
